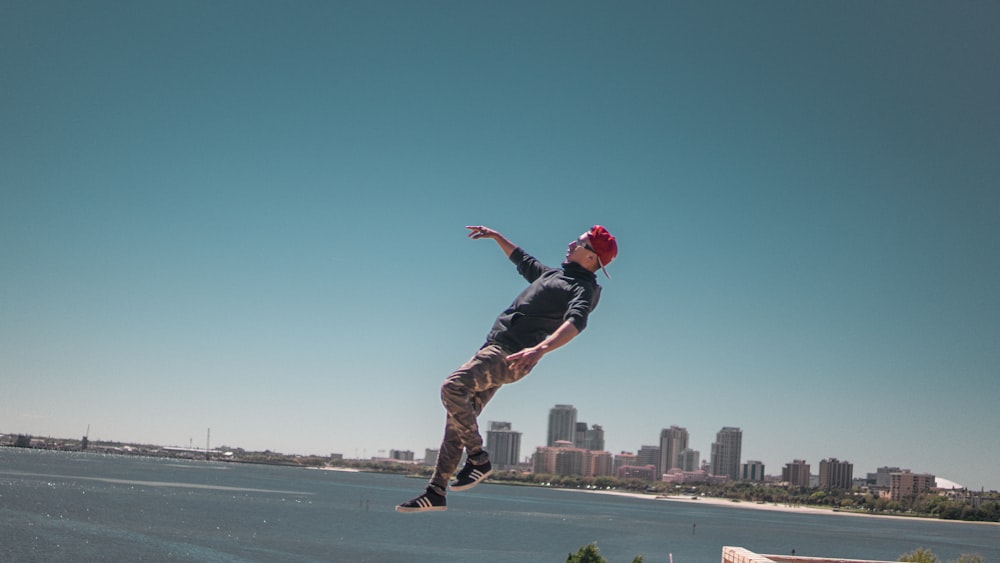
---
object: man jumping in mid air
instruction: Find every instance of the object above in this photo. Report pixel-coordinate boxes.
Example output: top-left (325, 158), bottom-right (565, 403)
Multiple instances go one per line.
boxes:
top-left (396, 225), bottom-right (618, 512)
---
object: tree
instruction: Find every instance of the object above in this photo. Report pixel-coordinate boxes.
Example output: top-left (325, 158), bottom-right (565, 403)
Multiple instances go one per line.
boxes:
top-left (898, 548), bottom-right (984, 563)
top-left (566, 543), bottom-right (644, 563)
top-left (980, 500), bottom-right (999, 522)
top-left (14, 434), bottom-right (31, 448)
top-left (567, 543), bottom-right (606, 563)
top-left (899, 547), bottom-right (938, 562)
top-left (593, 476), bottom-right (618, 490)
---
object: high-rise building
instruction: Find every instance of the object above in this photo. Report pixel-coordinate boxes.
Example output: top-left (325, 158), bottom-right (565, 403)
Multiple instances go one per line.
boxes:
top-left (659, 426), bottom-right (689, 473)
top-left (782, 459), bottom-right (811, 487)
top-left (637, 445), bottom-right (661, 476)
top-left (423, 449), bottom-right (439, 466)
top-left (710, 427), bottom-right (742, 480)
top-left (485, 421), bottom-right (522, 470)
top-left (579, 424), bottom-right (605, 451)
top-left (742, 460), bottom-right (765, 482)
top-left (574, 422), bottom-right (589, 449)
top-left (818, 458), bottom-right (853, 490)
top-left (678, 448), bottom-right (700, 472)
top-left (867, 466), bottom-right (902, 489)
top-left (889, 470), bottom-right (936, 501)
top-left (547, 405), bottom-right (577, 446)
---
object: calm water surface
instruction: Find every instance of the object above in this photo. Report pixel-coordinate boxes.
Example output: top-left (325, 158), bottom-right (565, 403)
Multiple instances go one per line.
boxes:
top-left (1, 449), bottom-right (997, 562)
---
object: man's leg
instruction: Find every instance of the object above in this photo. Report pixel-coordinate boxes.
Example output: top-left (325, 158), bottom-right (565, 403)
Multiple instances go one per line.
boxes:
top-left (428, 345), bottom-right (508, 494)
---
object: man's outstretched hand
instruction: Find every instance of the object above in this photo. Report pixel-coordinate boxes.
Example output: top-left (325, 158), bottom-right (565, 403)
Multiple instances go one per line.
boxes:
top-left (466, 225), bottom-right (516, 257)
top-left (466, 225), bottom-right (500, 240)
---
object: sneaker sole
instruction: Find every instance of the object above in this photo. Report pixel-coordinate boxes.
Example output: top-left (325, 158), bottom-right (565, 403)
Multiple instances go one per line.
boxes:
top-left (450, 468), bottom-right (493, 491)
top-left (395, 505), bottom-right (447, 513)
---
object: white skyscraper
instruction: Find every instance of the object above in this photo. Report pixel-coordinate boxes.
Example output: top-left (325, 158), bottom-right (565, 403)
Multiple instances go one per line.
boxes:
top-left (710, 426), bottom-right (742, 480)
top-left (485, 421), bottom-right (522, 470)
top-left (659, 425), bottom-right (689, 473)
top-left (678, 448), bottom-right (700, 472)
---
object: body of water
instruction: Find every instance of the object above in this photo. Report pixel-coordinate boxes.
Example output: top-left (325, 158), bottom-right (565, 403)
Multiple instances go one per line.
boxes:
top-left (1, 449), bottom-right (996, 562)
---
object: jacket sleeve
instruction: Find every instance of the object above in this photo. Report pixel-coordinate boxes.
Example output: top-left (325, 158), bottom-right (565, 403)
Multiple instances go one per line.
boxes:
top-left (565, 284), bottom-right (600, 332)
top-left (509, 247), bottom-right (551, 283)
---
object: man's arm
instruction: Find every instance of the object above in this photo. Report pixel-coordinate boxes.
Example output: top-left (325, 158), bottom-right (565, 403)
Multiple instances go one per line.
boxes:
top-left (505, 320), bottom-right (580, 374)
top-left (466, 225), bottom-right (516, 257)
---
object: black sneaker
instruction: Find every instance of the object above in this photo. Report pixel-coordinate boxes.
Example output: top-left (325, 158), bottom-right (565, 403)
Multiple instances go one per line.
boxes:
top-left (395, 488), bottom-right (447, 513)
top-left (451, 459), bottom-right (493, 491)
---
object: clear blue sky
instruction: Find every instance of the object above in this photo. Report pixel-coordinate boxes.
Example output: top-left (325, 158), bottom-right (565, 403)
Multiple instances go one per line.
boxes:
top-left (2, 1), bottom-right (997, 491)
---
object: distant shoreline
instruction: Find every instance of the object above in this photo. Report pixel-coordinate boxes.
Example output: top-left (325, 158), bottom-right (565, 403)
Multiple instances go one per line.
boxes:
top-left (559, 488), bottom-right (1000, 526)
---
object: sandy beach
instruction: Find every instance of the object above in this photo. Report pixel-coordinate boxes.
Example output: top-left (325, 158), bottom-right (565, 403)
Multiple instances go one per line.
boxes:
top-left (579, 489), bottom-right (838, 516)
top-left (565, 489), bottom-right (999, 526)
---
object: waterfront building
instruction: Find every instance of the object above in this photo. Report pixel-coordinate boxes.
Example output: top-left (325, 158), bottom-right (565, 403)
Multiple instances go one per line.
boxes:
top-left (547, 404), bottom-right (577, 446)
top-left (586, 450), bottom-right (614, 477)
top-left (818, 458), bottom-right (853, 490)
top-left (678, 448), bottom-right (700, 472)
top-left (659, 425), bottom-right (689, 472)
top-left (613, 451), bottom-right (637, 474)
top-left (422, 449), bottom-right (439, 466)
top-left (782, 459), bottom-right (811, 487)
top-left (532, 446), bottom-right (559, 474)
top-left (389, 449), bottom-right (414, 462)
top-left (533, 442), bottom-right (595, 477)
top-left (617, 465), bottom-right (657, 481)
top-left (637, 445), bottom-right (661, 476)
top-left (485, 421), bottom-right (522, 470)
top-left (867, 466), bottom-right (902, 490)
top-left (742, 460), bottom-right (765, 482)
top-left (662, 468), bottom-right (729, 485)
top-left (890, 470), bottom-right (936, 501)
top-left (710, 426), bottom-right (742, 480)
top-left (555, 447), bottom-right (586, 476)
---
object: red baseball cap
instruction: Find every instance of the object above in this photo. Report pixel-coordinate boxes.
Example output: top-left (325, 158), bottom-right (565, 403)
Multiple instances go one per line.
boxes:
top-left (588, 225), bottom-right (618, 278)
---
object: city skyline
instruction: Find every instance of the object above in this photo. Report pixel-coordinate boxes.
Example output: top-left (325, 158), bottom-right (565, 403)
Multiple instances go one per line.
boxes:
top-left (3, 415), bottom-right (954, 489)
top-left (405, 410), bottom-right (957, 487)
top-left (3, 2), bottom-right (997, 492)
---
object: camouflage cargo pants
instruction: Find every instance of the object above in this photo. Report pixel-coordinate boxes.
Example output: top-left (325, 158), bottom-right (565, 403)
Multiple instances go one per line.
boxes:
top-left (428, 344), bottom-right (530, 495)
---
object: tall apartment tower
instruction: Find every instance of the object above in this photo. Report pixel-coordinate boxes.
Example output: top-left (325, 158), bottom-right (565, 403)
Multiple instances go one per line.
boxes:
top-left (783, 459), bottom-right (811, 487)
top-left (678, 448), bottom-right (700, 472)
top-left (818, 458), bottom-right (853, 490)
top-left (710, 427), bottom-right (742, 480)
top-left (574, 422), bottom-right (589, 449)
top-left (659, 426), bottom-right (689, 473)
top-left (547, 405), bottom-right (578, 446)
top-left (485, 421), bottom-right (522, 470)
top-left (579, 424), bottom-right (605, 451)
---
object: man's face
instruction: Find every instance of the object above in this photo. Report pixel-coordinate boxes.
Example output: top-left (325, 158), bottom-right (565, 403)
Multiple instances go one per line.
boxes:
top-left (565, 232), bottom-right (597, 264)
